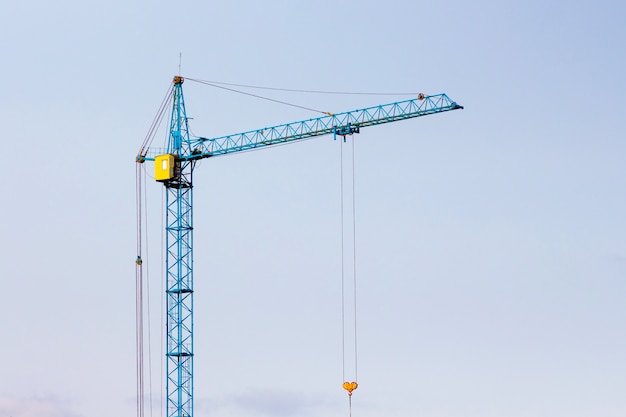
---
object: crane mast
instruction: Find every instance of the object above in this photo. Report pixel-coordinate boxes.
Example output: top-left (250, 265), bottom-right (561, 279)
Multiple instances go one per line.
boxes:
top-left (137, 76), bottom-right (463, 417)
top-left (164, 75), bottom-right (194, 417)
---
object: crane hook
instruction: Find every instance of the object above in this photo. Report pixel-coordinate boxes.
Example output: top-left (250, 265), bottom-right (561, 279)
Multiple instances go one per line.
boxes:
top-left (342, 381), bottom-right (358, 397)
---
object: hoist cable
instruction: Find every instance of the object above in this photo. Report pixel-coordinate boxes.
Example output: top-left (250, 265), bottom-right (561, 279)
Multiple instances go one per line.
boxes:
top-left (186, 78), bottom-right (420, 96)
top-left (139, 84), bottom-right (174, 157)
top-left (136, 163), bottom-right (159, 417)
top-left (186, 78), bottom-right (329, 115)
top-left (340, 135), bottom-right (359, 407)
top-left (136, 164), bottom-right (142, 256)
top-left (349, 395), bottom-right (353, 417)
top-left (135, 163), bottom-right (145, 417)
top-left (143, 165), bottom-right (154, 417)
top-left (160, 184), bottom-right (166, 417)
top-left (351, 136), bottom-right (358, 382)
top-left (340, 138), bottom-right (346, 382)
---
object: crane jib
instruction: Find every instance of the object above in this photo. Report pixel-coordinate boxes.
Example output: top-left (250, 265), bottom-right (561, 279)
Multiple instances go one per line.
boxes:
top-left (138, 93), bottom-right (463, 164)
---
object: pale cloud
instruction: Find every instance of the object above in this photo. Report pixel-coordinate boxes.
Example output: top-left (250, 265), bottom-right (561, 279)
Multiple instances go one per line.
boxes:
top-left (0, 395), bottom-right (80, 417)
top-left (197, 388), bottom-right (341, 417)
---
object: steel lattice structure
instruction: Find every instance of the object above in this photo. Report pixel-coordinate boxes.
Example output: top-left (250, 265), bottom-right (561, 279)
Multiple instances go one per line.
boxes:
top-left (165, 76), bottom-right (194, 417)
top-left (137, 76), bottom-right (462, 417)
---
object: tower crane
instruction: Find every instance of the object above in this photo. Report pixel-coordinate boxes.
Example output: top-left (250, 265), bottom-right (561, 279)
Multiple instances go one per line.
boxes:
top-left (136, 75), bottom-right (463, 417)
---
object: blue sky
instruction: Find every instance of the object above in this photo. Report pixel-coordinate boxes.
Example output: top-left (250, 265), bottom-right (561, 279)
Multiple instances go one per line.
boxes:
top-left (1, 1), bottom-right (625, 417)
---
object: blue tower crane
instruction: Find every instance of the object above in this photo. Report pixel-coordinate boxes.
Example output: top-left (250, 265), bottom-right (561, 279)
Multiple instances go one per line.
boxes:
top-left (136, 75), bottom-right (463, 417)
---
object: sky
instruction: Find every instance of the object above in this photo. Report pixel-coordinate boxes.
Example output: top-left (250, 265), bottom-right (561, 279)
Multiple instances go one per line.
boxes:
top-left (1, 1), bottom-right (625, 417)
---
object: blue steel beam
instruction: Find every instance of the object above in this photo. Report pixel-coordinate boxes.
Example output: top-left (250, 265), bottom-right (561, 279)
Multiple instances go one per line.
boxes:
top-left (137, 76), bottom-right (462, 417)
top-left (138, 92), bottom-right (463, 162)
top-left (164, 76), bottom-right (194, 417)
